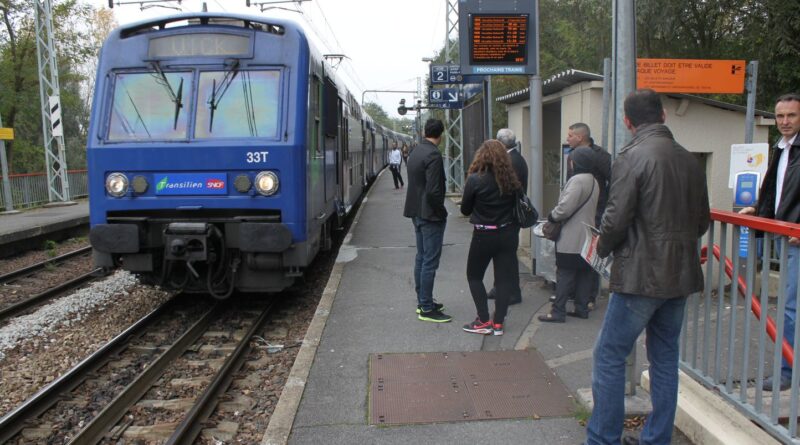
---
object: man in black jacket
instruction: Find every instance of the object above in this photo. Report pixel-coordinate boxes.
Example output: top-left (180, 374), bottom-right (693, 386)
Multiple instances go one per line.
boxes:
top-left (739, 93), bottom-right (800, 391)
top-left (586, 89), bottom-right (709, 445)
top-left (403, 119), bottom-right (452, 322)
top-left (487, 128), bottom-right (528, 305)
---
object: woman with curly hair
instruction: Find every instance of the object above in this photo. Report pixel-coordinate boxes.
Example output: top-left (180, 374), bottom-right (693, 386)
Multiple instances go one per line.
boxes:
top-left (459, 139), bottom-right (523, 335)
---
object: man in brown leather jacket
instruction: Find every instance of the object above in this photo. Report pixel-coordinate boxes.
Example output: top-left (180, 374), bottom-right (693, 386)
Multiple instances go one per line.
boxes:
top-left (585, 89), bottom-right (710, 445)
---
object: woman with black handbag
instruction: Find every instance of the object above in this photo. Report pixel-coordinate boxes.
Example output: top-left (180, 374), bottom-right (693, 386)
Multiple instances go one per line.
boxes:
top-left (539, 147), bottom-right (599, 323)
top-left (459, 139), bottom-right (523, 336)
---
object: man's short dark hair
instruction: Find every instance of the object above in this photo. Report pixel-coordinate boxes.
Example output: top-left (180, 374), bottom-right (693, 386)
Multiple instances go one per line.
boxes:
top-left (424, 119), bottom-right (444, 138)
top-left (568, 122), bottom-right (591, 139)
top-left (777, 93), bottom-right (800, 105)
top-left (624, 89), bottom-right (665, 127)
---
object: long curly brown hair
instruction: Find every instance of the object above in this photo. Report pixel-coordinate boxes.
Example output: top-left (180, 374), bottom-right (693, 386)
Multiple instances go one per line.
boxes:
top-left (468, 139), bottom-right (521, 195)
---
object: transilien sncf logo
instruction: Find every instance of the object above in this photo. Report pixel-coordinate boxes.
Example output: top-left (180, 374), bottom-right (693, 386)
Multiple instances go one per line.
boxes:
top-left (156, 177), bottom-right (169, 192)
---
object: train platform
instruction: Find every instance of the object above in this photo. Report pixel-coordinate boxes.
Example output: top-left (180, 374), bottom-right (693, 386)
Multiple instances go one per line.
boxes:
top-left (262, 167), bottom-right (681, 445)
top-left (0, 201), bottom-right (88, 256)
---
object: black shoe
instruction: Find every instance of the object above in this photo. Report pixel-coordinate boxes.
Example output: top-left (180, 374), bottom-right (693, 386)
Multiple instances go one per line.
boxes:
top-left (538, 313), bottom-right (565, 323)
top-left (416, 302), bottom-right (445, 314)
top-left (762, 374), bottom-right (791, 391)
top-left (418, 309), bottom-right (452, 323)
top-left (462, 318), bottom-right (493, 334)
top-left (508, 298), bottom-right (522, 305)
top-left (566, 311), bottom-right (588, 319)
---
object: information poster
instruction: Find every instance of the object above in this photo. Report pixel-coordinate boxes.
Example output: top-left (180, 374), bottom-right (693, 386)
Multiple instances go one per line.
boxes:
top-left (729, 143), bottom-right (769, 188)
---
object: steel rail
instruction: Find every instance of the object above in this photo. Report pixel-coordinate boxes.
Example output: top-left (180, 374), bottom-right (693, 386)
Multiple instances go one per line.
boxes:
top-left (0, 246), bottom-right (92, 284)
top-left (67, 303), bottom-right (222, 445)
top-left (0, 268), bottom-right (101, 323)
top-left (0, 301), bottom-right (170, 444)
top-left (167, 301), bottom-right (275, 444)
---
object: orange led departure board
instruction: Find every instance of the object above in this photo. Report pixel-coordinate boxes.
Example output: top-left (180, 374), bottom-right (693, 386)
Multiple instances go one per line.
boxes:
top-left (470, 14), bottom-right (528, 65)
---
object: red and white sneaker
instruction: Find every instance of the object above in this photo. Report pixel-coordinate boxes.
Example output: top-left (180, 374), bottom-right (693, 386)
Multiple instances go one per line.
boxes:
top-left (463, 318), bottom-right (493, 335)
top-left (492, 321), bottom-right (504, 336)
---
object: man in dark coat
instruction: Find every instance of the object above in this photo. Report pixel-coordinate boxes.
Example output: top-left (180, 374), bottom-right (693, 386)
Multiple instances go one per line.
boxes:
top-left (739, 93), bottom-right (800, 391)
top-left (403, 118), bottom-right (452, 322)
top-left (487, 128), bottom-right (528, 305)
top-left (585, 89), bottom-right (709, 445)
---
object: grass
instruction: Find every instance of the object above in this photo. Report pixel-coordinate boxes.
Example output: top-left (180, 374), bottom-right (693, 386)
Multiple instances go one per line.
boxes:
top-left (43, 240), bottom-right (57, 258)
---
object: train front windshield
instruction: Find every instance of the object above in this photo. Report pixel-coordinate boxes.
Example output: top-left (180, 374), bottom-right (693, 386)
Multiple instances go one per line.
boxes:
top-left (107, 69), bottom-right (281, 141)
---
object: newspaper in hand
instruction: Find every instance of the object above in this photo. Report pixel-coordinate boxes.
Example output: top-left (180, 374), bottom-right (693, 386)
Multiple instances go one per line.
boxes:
top-left (580, 223), bottom-right (612, 280)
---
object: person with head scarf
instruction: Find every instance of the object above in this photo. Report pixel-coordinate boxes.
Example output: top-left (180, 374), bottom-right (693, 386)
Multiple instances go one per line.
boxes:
top-left (539, 147), bottom-right (599, 322)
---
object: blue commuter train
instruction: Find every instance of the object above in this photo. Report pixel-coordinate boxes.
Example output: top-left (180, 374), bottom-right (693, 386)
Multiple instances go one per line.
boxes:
top-left (88, 13), bottom-right (412, 297)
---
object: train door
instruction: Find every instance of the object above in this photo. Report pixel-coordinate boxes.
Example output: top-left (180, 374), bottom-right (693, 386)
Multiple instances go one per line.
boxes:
top-left (340, 103), bottom-right (350, 214)
top-left (322, 76), bottom-right (338, 207)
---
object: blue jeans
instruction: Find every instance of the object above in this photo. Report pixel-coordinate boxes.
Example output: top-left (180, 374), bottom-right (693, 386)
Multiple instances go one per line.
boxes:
top-left (412, 217), bottom-right (446, 312)
top-left (780, 242), bottom-right (799, 378)
top-left (586, 293), bottom-right (687, 445)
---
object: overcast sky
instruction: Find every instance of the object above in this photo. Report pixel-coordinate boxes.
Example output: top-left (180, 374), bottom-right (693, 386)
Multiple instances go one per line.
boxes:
top-left (86, 0), bottom-right (448, 118)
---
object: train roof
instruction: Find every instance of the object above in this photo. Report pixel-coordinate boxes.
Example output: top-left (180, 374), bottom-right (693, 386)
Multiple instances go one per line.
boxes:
top-left (113, 12), bottom-right (300, 39)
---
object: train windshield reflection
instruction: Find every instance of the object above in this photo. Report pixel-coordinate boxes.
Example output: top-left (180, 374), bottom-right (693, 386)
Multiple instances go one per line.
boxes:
top-left (108, 71), bottom-right (192, 141)
top-left (196, 70), bottom-right (281, 139)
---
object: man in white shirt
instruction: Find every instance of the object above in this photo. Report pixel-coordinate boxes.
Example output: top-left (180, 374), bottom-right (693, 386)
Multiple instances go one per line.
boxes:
top-left (388, 142), bottom-right (404, 189)
top-left (740, 93), bottom-right (800, 391)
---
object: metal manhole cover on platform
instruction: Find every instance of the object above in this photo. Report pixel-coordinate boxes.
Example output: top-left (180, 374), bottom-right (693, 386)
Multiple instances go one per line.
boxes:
top-left (369, 350), bottom-right (574, 425)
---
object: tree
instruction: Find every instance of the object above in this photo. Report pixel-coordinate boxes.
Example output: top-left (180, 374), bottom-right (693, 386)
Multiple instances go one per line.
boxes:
top-left (0, 0), bottom-right (96, 173)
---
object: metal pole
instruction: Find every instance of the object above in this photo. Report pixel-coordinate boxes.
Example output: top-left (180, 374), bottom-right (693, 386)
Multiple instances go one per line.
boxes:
top-left (613, 0), bottom-right (638, 396)
top-left (744, 61), bottom-right (759, 144)
top-left (601, 58), bottom-right (612, 154)
top-left (0, 114), bottom-right (18, 214)
top-left (486, 78), bottom-right (493, 139)
top-left (613, 0), bottom-right (636, 157)
top-left (530, 0), bottom-right (543, 273)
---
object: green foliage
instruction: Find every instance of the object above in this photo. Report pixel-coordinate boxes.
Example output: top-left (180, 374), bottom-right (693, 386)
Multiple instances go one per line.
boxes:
top-left (43, 239), bottom-right (57, 257)
top-left (0, 0), bottom-right (97, 174)
top-left (363, 102), bottom-right (415, 135)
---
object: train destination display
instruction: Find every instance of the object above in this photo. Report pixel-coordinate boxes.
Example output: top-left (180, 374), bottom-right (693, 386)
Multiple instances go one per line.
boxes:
top-left (458, 0), bottom-right (537, 76)
top-left (470, 14), bottom-right (528, 65)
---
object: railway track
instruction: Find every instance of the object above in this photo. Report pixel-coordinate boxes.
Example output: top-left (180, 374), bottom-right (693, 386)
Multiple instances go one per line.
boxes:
top-left (0, 295), bottom-right (276, 444)
top-left (0, 246), bottom-right (102, 324)
top-left (0, 246), bottom-right (93, 284)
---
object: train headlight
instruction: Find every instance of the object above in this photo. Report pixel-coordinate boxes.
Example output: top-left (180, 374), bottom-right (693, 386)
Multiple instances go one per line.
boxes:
top-left (234, 174), bottom-right (252, 193)
top-left (254, 171), bottom-right (279, 196)
top-left (132, 175), bottom-right (149, 194)
top-left (105, 173), bottom-right (129, 197)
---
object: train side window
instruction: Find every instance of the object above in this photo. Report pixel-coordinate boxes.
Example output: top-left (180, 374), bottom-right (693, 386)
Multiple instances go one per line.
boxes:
top-left (107, 71), bottom-right (192, 141)
top-left (310, 75), bottom-right (322, 159)
top-left (195, 70), bottom-right (281, 139)
top-left (322, 77), bottom-right (338, 137)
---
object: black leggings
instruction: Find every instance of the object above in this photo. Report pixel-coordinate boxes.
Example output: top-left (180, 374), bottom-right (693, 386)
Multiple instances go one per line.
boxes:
top-left (466, 225), bottom-right (519, 324)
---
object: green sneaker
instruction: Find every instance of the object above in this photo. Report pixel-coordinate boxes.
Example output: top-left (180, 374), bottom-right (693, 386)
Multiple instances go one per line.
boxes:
top-left (416, 302), bottom-right (445, 314)
top-left (418, 309), bottom-right (452, 323)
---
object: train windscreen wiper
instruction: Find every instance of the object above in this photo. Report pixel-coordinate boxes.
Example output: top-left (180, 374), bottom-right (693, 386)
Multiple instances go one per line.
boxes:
top-left (208, 59), bottom-right (241, 133)
top-left (149, 61), bottom-right (184, 130)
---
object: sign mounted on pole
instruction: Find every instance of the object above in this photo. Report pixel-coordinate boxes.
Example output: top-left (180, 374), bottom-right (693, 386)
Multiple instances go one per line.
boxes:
top-left (429, 88), bottom-right (463, 109)
top-left (0, 128), bottom-right (14, 140)
top-left (49, 95), bottom-right (63, 138)
top-left (431, 64), bottom-right (463, 84)
top-left (458, 0), bottom-right (537, 76)
top-left (636, 59), bottom-right (746, 94)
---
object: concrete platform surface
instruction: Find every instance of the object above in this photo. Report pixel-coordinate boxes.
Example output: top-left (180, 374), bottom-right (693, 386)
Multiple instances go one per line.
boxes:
top-left (267, 166), bottom-right (700, 445)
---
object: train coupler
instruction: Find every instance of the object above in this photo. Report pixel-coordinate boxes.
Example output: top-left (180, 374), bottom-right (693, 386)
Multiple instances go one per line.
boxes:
top-left (164, 223), bottom-right (211, 262)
